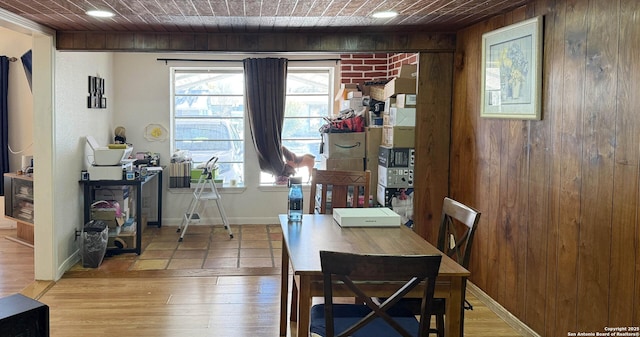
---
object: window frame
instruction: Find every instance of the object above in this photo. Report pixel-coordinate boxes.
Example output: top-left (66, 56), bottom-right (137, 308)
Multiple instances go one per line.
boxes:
top-left (169, 63), bottom-right (336, 188)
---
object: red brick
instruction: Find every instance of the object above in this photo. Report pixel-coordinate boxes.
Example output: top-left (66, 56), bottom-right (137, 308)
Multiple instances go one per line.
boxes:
top-left (364, 71), bottom-right (388, 78)
top-left (352, 54), bottom-right (375, 59)
top-left (341, 59), bottom-right (363, 65)
top-left (341, 72), bottom-right (363, 78)
top-left (363, 59), bottom-right (388, 65)
top-left (353, 65), bottom-right (374, 71)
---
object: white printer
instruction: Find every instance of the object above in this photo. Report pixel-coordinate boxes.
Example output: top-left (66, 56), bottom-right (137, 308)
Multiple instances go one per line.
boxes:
top-left (86, 136), bottom-right (134, 180)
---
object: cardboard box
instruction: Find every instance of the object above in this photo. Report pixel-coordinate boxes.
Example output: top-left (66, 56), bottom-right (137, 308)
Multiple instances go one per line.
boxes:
top-left (382, 126), bottom-right (415, 147)
top-left (388, 107), bottom-right (416, 126)
top-left (91, 209), bottom-right (124, 229)
top-left (94, 186), bottom-right (129, 201)
top-left (339, 97), bottom-right (364, 111)
top-left (94, 186), bottom-right (130, 218)
top-left (384, 97), bottom-right (396, 113)
top-left (395, 94), bottom-right (417, 108)
top-left (384, 64), bottom-right (417, 99)
top-left (378, 165), bottom-right (414, 188)
top-left (378, 146), bottom-right (415, 168)
top-left (365, 127), bottom-right (383, 193)
top-left (368, 86), bottom-right (386, 101)
top-left (382, 114), bottom-right (391, 126)
top-left (334, 83), bottom-right (359, 101)
top-left (347, 91), bottom-right (362, 99)
top-left (333, 208), bottom-right (401, 227)
top-left (321, 132), bottom-right (366, 159)
top-left (320, 156), bottom-right (364, 171)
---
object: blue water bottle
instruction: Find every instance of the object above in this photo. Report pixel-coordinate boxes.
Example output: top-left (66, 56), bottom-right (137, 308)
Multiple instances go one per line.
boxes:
top-left (288, 177), bottom-right (303, 222)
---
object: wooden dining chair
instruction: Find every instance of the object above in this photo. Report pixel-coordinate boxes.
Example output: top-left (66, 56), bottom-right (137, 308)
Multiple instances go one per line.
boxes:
top-left (308, 168), bottom-right (371, 214)
top-left (290, 168), bottom-right (373, 322)
top-left (400, 197), bottom-right (481, 337)
top-left (310, 250), bottom-right (442, 337)
top-left (431, 197), bottom-right (481, 336)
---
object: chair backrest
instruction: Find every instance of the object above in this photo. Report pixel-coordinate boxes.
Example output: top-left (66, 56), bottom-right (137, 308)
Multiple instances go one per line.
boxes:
top-left (308, 168), bottom-right (371, 214)
top-left (320, 250), bottom-right (442, 337)
top-left (437, 197), bottom-right (481, 269)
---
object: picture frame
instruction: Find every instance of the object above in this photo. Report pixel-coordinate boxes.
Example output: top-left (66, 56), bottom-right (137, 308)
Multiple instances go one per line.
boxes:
top-left (481, 16), bottom-right (543, 120)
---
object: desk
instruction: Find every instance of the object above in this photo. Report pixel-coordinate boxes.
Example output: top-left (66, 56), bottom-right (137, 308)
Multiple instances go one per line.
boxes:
top-left (80, 170), bottom-right (163, 255)
top-left (279, 214), bottom-right (470, 337)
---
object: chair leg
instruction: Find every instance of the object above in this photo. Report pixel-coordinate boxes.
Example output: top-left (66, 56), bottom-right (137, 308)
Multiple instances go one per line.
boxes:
top-left (436, 313), bottom-right (445, 337)
top-left (290, 280), bottom-right (298, 322)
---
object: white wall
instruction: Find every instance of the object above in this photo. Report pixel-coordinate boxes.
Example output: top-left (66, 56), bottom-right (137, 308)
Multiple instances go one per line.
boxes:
top-left (113, 53), bottom-right (338, 226)
top-left (54, 51), bottom-right (114, 276)
top-left (0, 11), bottom-right (338, 278)
top-left (0, 27), bottom-right (33, 172)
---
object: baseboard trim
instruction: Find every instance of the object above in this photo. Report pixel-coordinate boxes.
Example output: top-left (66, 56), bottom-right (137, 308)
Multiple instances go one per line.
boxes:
top-left (467, 282), bottom-right (541, 337)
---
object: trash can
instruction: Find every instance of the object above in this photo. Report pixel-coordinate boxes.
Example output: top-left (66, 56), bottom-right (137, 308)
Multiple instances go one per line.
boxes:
top-left (80, 220), bottom-right (108, 268)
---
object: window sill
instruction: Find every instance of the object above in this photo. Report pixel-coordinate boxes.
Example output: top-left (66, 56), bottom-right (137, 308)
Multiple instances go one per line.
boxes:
top-left (167, 186), bottom-right (246, 194)
top-left (258, 184), bottom-right (311, 192)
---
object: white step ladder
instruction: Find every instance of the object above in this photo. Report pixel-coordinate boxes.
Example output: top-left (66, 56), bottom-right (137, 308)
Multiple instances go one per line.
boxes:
top-left (177, 156), bottom-right (234, 241)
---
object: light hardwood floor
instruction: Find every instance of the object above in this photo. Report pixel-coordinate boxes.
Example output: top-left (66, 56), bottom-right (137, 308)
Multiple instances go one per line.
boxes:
top-left (1, 226), bottom-right (524, 337)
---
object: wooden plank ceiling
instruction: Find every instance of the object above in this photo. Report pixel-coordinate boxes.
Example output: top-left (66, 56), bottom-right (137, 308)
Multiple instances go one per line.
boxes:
top-left (0, 0), bottom-right (532, 33)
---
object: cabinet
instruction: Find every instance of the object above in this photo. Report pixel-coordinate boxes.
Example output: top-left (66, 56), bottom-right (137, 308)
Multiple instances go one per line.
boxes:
top-left (3, 173), bottom-right (34, 245)
top-left (79, 169), bottom-right (162, 255)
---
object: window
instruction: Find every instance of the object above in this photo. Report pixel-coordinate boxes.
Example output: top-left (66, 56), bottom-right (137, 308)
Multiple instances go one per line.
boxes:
top-left (171, 69), bottom-right (245, 186)
top-left (260, 69), bottom-right (332, 184)
top-left (171, 65), bottom-right (333, 187)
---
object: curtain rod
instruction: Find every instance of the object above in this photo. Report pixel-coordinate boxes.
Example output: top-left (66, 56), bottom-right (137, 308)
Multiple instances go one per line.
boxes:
top-left (8, 57), bottom-right (18, 62)
top-left (156, 58), bottom-right (340, 65)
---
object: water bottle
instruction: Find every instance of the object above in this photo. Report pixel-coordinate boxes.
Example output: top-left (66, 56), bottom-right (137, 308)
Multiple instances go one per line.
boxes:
top-left (288, 176), bottom-right (303, 222)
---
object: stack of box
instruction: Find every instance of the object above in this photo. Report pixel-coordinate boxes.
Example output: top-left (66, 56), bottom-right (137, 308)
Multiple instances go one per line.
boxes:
top-left (376, 145), bottom-right (415, 228)
top-left (91, 186), bottom-right (139, 249)
top-left (381, 64), bottom-right (417, 148)
top-left (371, 64), bottom-right (418, 228)
top-left (364, 126), bottom-right (383, 193)
top-left (320, 132), bottom-right (365, 171)
top-left (318, 131), bottom-right (366, 212)
top-left (335, 83), bottom-right (365, 112)
top-left (94, 186), bottom-right (130, 219)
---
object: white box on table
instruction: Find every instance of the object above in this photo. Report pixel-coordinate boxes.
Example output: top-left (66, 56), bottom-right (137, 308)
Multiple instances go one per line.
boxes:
top-left (332, 207), bottom-right (401, 227)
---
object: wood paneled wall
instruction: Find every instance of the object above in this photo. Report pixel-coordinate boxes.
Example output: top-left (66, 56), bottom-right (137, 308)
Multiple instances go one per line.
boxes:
top-left (450, 0), bottom-right (640, 335)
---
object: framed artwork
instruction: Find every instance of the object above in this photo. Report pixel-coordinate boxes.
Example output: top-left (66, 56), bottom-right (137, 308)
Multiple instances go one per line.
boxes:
top-left (481, 16), bottom-right (543, 120)
top-left (87, 75), bottom-right (107, 109)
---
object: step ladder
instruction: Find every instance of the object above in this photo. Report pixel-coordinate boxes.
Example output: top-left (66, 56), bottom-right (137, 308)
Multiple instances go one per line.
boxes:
top-left (176, 156), bottom-right (234, 241)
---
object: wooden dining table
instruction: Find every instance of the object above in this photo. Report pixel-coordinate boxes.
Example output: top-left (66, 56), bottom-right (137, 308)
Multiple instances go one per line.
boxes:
top-left (278, 214), bottom-right (471, 337)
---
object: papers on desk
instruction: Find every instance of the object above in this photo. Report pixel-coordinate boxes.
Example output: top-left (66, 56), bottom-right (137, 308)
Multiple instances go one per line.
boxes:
top-left (333, 208), bottom-right (401, 227)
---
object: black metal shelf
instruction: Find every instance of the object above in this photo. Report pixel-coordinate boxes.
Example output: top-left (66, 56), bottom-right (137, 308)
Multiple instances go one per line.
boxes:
top-left (79, 170), bottom-right (163, 255)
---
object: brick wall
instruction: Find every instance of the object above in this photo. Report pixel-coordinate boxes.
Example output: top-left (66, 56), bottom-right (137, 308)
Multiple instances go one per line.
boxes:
top-left (388, 53), bottom-right (418, 77)
top-left (339, 53), bottom-right (418, 85)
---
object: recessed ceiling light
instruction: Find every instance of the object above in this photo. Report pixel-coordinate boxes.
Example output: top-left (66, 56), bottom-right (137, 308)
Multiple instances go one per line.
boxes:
top-left (86, 10), bottom-right (115, 18)
top-left (372, 11), bottom-right (398, 19)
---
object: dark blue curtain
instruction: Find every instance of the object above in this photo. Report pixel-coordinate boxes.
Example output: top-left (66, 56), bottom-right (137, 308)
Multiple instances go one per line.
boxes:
top-left (243, 58), bottom-right (288, 176)
top-left (21, 50), bottom-right (32, 92)
top-left (0, 56), bottom-right (9, 196)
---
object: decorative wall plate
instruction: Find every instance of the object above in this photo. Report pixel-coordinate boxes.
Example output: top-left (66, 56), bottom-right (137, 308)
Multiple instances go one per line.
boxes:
top-left (144, 124), bottom-right (168, 142)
